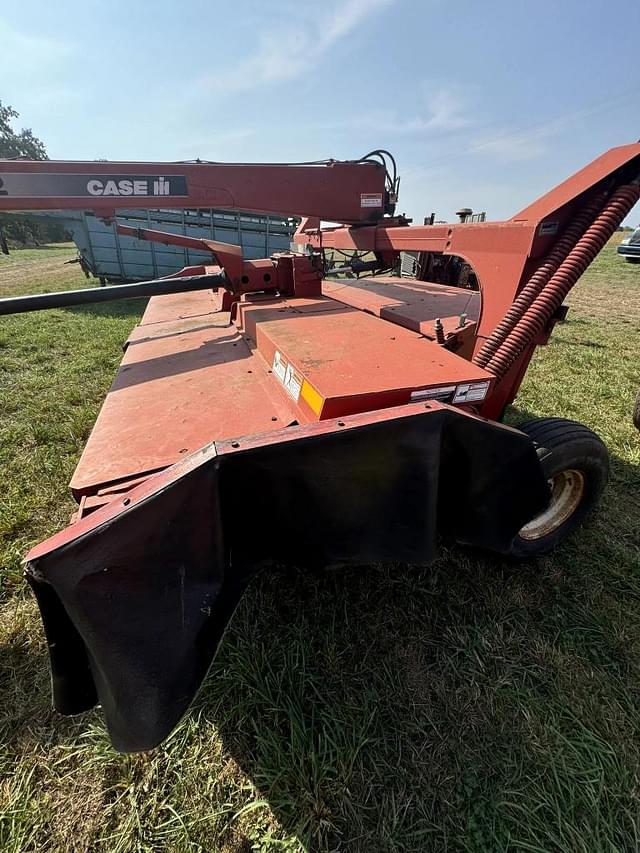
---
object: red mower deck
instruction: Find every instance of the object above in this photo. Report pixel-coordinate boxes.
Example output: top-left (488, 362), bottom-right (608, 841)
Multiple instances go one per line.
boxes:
top-left (2, 143), bottom-right (639, 751)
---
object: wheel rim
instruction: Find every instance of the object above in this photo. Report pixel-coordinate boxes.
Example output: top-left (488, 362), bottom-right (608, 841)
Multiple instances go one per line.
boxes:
top-left (519, 469), bottom-right (585, 541)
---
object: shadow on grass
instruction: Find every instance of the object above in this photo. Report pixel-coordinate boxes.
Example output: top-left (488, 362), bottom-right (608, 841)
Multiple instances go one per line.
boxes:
top-left (192, 409), bottom-right (640, 850)
top-left (0, 627), bottom-right (93, 753)
top-left (203, 518), bottom-right (640, 850)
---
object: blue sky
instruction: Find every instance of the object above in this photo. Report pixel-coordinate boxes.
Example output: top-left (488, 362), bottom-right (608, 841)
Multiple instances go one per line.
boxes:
top-left (1, 0), bottom-right (639, 223)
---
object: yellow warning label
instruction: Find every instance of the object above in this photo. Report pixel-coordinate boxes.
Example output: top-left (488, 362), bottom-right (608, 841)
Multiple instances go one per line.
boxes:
top-left (300, 380), bottom-right (324, 416)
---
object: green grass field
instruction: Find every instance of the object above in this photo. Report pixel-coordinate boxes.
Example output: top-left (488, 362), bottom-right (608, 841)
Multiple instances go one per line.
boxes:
top-left (0, 241), bottom-right (639, 852)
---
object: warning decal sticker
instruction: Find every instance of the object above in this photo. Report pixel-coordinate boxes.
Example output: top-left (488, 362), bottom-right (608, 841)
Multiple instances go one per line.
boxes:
top-left (272, 350), bottom-right (287, 384)
top-left (410, 385), bottom-right (456, 402)
top-left (272, 350), bottom-right (303, 402)
top-left (453, 381), bottom-right (490, 404)
top-left (360, 193), bottom-right (383, 208)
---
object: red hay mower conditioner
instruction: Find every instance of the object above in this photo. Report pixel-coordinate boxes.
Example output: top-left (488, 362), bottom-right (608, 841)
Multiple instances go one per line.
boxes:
top-left (1, 144), bottom-right (639, 752)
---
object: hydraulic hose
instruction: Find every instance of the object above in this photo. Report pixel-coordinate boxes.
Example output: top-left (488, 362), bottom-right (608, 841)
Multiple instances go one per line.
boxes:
top-left (483, 182), bottom-right (640, 380)
top-left (473, 191), bottom-right (607, 368)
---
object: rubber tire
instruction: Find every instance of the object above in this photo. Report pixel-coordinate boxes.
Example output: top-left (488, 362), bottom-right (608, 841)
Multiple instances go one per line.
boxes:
top-left (633, 391), bottom-right (640, 431)
top-left (509, 418), bottom-right (609, 557)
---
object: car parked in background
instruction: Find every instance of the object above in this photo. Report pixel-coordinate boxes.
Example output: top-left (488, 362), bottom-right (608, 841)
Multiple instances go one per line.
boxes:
top-left (617, 226), bottom-right (640, 262)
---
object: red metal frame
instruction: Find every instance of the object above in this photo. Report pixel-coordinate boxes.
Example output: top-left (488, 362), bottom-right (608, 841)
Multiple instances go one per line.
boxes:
top-left (295, 142), bottom-right (640, 416)
top-left (0, 157), bottom-right (390, 223)
top-left (2, 143), bottom-right (640, 501)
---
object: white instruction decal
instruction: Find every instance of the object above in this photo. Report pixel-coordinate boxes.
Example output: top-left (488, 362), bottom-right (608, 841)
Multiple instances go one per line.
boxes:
top-left (283, 363), bottom-right (302, 402)
top-left (272, 350), bottom-right (302, 402)
top-left (272, 350), bottom-right (286, 383)
top-left (360, 192), bottom-right (383, 208)
top-left (411, 385), bottom-right (456, 402)
top-left (453, 381), bottom-right (490, 404)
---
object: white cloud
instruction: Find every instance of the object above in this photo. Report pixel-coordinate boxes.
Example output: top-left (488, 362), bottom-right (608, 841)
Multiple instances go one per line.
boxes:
top-left (465, 97), bottom-right (629, 163)
top-left (467, 122), bottom-right (562, 162)
top-left (468, 132), bottom-right (549, 162)
top-left (405, 87), bottom-right (471, 133)
top-left (197, 0), bottom-right (394, 95)
top-left (312, 86), bottom-right (472, 137)
top-left (0, 18), bottom-right (73, 78)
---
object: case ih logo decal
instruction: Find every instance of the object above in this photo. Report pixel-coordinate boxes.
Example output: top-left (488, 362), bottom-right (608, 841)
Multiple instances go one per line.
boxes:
top-left (87, 177), bottom-right (178, 196)
top-left (0, 173), bottom-right (188, 198)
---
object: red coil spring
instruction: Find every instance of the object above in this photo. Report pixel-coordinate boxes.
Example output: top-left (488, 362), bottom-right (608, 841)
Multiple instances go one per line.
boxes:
top-left (473, 191), bottom-right (608, 368)
top-left (484, 184), bottom-right (640, 380)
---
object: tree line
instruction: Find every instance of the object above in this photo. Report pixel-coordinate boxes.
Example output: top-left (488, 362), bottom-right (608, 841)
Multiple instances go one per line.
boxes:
top-left (0, 101), bottom-right (70, 250)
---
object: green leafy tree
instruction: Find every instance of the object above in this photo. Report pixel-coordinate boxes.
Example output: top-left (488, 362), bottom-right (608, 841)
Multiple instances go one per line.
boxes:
top-left (0, 101), bottom-right (48, 160)
top-left (0, 101), bottom-right (68, 247)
